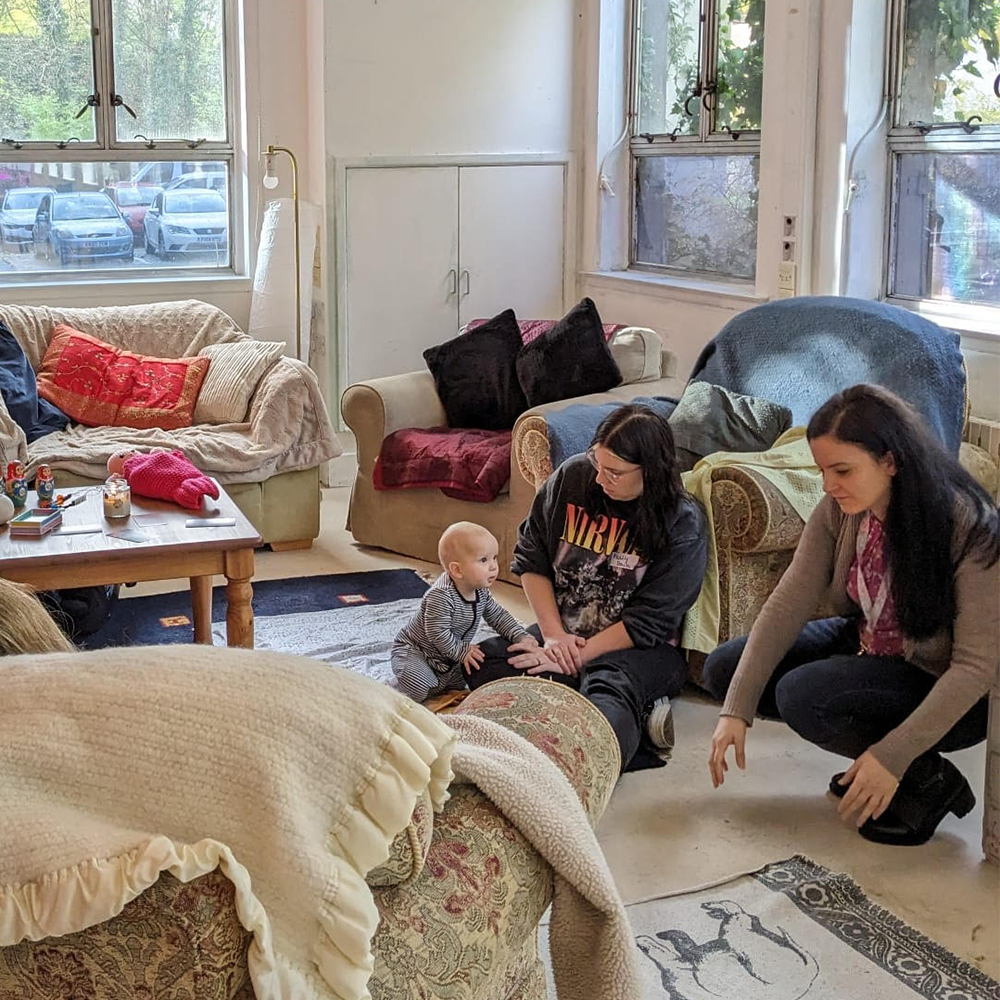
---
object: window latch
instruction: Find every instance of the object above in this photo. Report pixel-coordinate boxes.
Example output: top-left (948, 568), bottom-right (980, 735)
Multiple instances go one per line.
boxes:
top-left (683, 82), bottom-right (702, 118)
top-left (1, 137), bottom-right (23, 149)
top-left (112, 94), bottom-right (138, 119)
top-left (908, 115), bottom-right (981, 136)
top-left (56, 137), bottom-right (81, 150)
top-left (74, 94), bottom-right (99, 119)
top-left (133, 133), bottom-right (156, 149)
top-left (720, 125), bottom-right (741, 140)
top-left (186, 138), bottom-right (207, 149)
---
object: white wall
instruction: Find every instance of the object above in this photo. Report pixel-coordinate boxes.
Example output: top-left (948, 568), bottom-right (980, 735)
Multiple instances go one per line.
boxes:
top-left (323, 0), bottom-right (576, 158)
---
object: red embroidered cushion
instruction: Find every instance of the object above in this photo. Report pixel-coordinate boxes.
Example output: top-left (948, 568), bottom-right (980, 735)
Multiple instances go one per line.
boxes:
top-left (36, 325), bottom-right (210, 430)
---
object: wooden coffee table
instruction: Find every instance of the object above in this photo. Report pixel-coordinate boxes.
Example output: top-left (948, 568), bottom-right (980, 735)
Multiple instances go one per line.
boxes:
top-left (0, 484), bottom-right (262, 648)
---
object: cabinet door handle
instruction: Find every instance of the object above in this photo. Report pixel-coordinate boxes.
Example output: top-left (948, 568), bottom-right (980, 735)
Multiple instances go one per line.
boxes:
top-left (460, 268), bottom-right (470, 297)
top-left (448, 267), bottom-right (458, 295)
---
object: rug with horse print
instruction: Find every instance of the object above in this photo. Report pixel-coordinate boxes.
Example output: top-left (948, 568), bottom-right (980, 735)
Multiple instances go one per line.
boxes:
top-left (543, 856), bottom-right (997, 1000)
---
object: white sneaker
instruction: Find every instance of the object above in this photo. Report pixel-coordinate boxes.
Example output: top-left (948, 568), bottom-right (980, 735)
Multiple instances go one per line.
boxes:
top-left (646, 696), bottom-right (675, 753)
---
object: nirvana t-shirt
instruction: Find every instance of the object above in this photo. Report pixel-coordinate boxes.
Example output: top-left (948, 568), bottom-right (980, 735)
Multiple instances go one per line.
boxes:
top-left (511, 454), bottom-right (707, 648)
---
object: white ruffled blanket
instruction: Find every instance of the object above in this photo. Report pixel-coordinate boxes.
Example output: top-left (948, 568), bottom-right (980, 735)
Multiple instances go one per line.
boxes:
top-left (0, 645), bottom-right (456, 1000)
top-left (0, 300), bottom-right (340, 483)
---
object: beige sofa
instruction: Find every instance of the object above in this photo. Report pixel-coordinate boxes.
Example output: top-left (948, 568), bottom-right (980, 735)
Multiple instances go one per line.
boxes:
top-left (0, 676), bottom-right (620, 1000)
top-left (342, 330), bottom-right (685, 582)
top-left (0, 300), bottom-right (339, 548)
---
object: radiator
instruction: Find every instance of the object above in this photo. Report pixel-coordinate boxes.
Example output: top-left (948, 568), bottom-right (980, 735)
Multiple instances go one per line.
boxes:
top-left (965, 416), bottom-right (1000, 464)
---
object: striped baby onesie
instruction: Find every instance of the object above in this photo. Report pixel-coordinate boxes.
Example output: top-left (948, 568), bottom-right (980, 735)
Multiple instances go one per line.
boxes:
top-left (392, 572), bottom-right (530, 701)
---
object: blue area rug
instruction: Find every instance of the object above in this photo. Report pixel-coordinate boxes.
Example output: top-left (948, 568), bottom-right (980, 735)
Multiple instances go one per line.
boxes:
top-left (84, 569), bottom-right (429, 652)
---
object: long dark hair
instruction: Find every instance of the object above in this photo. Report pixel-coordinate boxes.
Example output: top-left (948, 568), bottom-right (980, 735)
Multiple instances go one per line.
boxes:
top-left (807, 384), bottom-right (998, 640)
top-left (589, 403), bottom-right (685, 560)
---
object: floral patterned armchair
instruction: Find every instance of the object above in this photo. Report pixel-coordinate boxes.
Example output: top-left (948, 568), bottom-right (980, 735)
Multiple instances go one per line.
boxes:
top-left (0, 677), bottom-right (620, 1000)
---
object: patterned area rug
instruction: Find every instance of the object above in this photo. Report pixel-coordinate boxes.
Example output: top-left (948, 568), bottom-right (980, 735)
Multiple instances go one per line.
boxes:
top-left (83, 569), bottom-right (430, 688)
top-left (543, 856), bottom-right (998, 1000)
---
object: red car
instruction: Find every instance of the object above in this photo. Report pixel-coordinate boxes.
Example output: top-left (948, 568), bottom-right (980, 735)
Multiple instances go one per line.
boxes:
top-left (100, 185), bottom-right (163, 244)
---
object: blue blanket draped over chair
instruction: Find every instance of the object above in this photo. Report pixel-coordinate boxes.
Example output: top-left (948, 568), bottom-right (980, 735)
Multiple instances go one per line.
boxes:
top-left (687, 296), bottom-right (967, 454)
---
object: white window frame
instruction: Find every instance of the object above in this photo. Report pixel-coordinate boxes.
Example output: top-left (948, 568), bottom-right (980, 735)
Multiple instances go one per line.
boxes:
top-left (882, 0), bottom-right (1000, 319)
top-left (0, 0), bottom-right (246, 286)
top-left (628, 0), bottom-right (763, 283)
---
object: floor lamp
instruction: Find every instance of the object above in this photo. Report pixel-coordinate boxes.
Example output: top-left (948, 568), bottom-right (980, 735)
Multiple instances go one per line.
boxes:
top-left (261, 143), bottom-right (301, 361)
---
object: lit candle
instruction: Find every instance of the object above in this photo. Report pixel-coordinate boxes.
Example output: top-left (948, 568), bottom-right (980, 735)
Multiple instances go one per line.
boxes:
top-left (103, 475), bottom-right (131, 519)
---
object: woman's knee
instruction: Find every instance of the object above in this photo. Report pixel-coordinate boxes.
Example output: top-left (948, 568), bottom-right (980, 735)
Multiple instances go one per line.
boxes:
top-left (702, 637), bottom-right (747, 702)
top-left (773, 667), bottom-right (828, 743)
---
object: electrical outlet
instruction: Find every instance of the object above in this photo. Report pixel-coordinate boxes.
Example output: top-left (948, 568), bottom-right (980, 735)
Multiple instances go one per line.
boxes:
top-left (777, 261), bottom-right (797, 294)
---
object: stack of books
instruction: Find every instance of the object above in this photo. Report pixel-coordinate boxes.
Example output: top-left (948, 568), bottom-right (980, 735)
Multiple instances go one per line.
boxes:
top-left (8, 507), bottom-right (63, 537)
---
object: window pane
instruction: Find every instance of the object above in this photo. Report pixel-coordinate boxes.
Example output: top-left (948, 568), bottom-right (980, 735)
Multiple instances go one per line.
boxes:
top-left (0, 1), bottom-right (96, 142)
top-left (891, 152), bottom-right (999, 306)
top-left (0, 160), bottom-right (230, 274)
top-left (111, 0), bottom-right (227, 142)
top-left (899, 1), bottom-right (1000, 126)
top-left (715, 0), bottom-right (765, 132)
top-left (634, 153), bottom-right (759, 278)
top-left (637, 0), bottom-right (702, 136)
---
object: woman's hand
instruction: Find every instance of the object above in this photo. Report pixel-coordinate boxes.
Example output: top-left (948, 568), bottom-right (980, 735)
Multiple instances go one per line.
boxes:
top-left (506, 638), bottom-right (561, 675)
top-left (837, 751), bottom-right (899, 827)
top-left (708, 717), bottom-right (748, 788)
top-left (541, 630), bottom-right (587, 676)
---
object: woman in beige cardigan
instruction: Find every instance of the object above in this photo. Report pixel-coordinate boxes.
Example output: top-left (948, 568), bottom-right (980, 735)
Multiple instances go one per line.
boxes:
top-left (704, 384), bottom-right (999, 846)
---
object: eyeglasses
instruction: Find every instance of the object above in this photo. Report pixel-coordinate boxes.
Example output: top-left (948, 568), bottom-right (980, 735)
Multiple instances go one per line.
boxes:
top-left (586, 447), bottom-right (642, 485)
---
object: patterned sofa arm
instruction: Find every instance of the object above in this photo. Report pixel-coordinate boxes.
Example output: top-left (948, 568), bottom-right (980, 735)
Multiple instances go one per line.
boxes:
top-left (510, 375), bottom-right (687, 496)
top-left (708, 465), bottom-right (807, 555)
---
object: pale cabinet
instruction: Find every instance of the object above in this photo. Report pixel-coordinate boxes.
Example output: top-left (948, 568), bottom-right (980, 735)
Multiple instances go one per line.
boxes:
top-left (343, 162), bottom-right (565, 386)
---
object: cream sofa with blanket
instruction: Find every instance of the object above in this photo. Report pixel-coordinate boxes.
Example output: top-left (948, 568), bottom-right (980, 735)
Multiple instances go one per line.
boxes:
top-left (0, 300), bottom-right (339, 548)
top-left (342, 328), bottom-right (684, 582)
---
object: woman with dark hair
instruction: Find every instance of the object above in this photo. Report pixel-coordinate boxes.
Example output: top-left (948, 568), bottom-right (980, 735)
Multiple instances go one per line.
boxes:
top-left (705, 384), bottom-right (999, 845)
top-left (468, 403), bottom-right (708, 772)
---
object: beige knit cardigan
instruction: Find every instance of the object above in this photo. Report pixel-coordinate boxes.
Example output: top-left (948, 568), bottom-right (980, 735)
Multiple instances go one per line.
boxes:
top-left (723, 492), bottom-right (1000, 777)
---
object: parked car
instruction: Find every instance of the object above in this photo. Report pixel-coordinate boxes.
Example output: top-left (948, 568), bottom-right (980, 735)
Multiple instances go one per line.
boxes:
top-left (162, 171), bottom-right (227, 195)
top-left (99, 184), bottom-right (163, 244)
top-left (143, 189), bottom-right (228, 258)
top-left (130, 160), bottom-right (225, 188)
top-left (33, 192), bottom-right (134, 266)
top-left (0, 186), bottom-right (56, 248)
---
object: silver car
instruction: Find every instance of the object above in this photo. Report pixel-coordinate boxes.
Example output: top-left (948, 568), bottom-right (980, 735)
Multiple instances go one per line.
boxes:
top-left (0, 186), bottom-right (57, 247)
top-left (143, 189), bottom-right (228, 258)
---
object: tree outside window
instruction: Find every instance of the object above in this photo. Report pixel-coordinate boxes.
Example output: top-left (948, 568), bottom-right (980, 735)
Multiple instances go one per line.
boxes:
top-left (0, 0), bottom-right (236, 279)
top-left (632, 0), bottom-right (764, 280)
top-left (888, 0), bottom-right (1000, 307)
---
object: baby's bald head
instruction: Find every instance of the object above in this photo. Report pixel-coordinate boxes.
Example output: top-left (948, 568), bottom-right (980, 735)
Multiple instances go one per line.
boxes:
top-left (439, 521), bottom-right (495, 569)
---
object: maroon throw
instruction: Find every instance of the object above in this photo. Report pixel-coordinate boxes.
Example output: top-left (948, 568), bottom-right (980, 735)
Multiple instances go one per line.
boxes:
top-left (373, 427), bottom-right (511, 503)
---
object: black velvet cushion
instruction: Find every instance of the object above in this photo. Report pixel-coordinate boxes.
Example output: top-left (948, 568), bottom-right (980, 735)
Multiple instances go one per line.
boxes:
top-left (422, 308), bottom-right (527, 430)
top-left (515, 298), bottom-right (622, 408)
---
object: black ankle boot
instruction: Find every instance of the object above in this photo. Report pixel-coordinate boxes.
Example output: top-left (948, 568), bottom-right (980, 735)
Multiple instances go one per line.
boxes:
top-left (829, 772), bottom-right (848, 798)
top-left (859, 754), bottom-right (975, 846)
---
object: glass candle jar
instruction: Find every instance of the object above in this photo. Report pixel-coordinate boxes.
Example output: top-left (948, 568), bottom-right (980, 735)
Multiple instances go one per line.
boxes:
top-left (103, 474), bottom-right (131, 519)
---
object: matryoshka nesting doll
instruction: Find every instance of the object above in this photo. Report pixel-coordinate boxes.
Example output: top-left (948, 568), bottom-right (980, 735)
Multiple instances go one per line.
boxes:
top-left (35, 464), bottom-right (55, 507)
top-left (5, 461), bottom-right (27, 510)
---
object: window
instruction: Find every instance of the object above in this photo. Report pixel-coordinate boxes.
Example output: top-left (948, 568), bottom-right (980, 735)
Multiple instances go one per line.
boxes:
top-left (631, 0), bottom-right (765, 280)
top-left (0, 0), bottom-right (237, 279)
top-left (886, 0), bottom-right (1000, 308)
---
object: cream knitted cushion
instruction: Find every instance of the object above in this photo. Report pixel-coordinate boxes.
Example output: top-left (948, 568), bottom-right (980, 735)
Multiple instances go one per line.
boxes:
top-left (194, 340), bottom-right (286, 424)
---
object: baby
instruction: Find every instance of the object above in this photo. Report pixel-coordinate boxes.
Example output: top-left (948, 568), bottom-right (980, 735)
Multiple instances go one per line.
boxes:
top-left (392, 521), bottom-right (533, 702)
